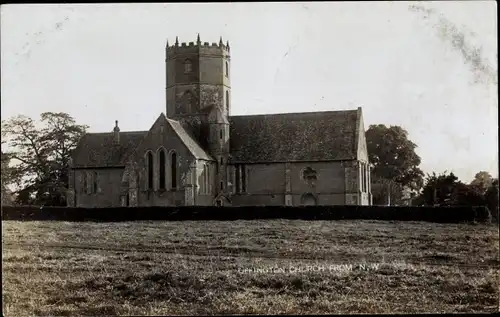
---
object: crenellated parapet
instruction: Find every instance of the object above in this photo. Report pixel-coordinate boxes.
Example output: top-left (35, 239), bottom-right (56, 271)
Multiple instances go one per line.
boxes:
top-left (166, 34), bottom-right (230, 60)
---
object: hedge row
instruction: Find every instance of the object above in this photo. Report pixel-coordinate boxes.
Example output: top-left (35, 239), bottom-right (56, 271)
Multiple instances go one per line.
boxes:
top-left (0, 205), bottom-right (492, 224)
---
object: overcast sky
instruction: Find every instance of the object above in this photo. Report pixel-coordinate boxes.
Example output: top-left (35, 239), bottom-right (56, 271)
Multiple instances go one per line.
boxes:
top-left (1, 2), bottom-right (497, 183)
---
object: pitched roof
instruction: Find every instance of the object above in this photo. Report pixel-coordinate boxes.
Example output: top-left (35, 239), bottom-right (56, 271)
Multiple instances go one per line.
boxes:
top-left (73, 109), bottom-right (360, 168)
top-left (72, 131), bottom-right (147, 168)
top-left (167, 118), bottom-right (212, 160)
top-left (72, 115), bottom-right (212, 168)
top-left (229, 109), bottom-right (359, 163)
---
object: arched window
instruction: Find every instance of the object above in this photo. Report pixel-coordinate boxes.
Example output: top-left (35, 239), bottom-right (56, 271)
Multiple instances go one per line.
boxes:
top-left (147, 151), bottom-right (154, 190)
top-left (203, 164), bottom-right (208, 194)
top-left (225, 90), bottom-right (229, 113)
top-left (176, 91), bottom-right (194, 115)
top-left (206, 165), bottom-right (210, 193)
top-left (184, 59), bottom-right (192, 73)
top-left (235, 165), bottom-right (241, 193)
top-left (301, 193), bottom-right (317, 206)
top-left (159, 149), bottom-right (166, 190)
top-left (93, 171), bottom-right (98, 193)
top-left (225, 61), bottom-right (229, 77)
top-left (83, 172), bottom-right (88, 194)
top-left (171, 151), bottom-right (177, 190)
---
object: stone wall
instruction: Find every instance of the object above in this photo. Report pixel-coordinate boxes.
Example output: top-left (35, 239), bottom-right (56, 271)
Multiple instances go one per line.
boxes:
top-left (230, 161), bottom-right (351, 206)
top-left (74, 168), bottom-right (124, 207)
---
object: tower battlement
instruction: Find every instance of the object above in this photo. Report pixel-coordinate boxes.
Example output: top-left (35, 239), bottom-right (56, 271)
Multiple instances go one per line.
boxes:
top-left (166, 35), bottom-right (230, 59)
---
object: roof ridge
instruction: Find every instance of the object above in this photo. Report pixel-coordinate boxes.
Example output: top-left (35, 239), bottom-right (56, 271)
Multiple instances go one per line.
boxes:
top-left (122, 115), bottom-right (166, 164)
top-left (85, 130), bottom-right (149, 135)
top-left (229, 109), bottom-right (358, 118)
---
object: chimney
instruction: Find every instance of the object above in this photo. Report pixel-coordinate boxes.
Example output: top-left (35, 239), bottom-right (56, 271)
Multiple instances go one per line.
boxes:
top-left (113, 120), bottom-right (120, 144)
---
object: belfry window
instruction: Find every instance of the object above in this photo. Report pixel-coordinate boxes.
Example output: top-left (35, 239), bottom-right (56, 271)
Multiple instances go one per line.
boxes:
top-left (226, 90), bottom-right (229, 113)
top-left (184, 59), bottom-right (192, 73)
top-left (225, 61), bottom-right (229, 77)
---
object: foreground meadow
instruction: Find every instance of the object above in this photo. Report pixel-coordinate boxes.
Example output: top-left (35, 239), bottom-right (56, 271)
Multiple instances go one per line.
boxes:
top-left (2, 220), bottom-right (499, 315)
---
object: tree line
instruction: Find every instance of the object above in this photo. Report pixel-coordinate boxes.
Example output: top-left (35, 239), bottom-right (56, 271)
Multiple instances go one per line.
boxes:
top-left (366, 124), bottom-right (498, 220)
top-left (1, 112), bottom-right (498, 220)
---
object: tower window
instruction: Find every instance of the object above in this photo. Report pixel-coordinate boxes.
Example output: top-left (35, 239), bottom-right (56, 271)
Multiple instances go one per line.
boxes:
top-left (226, 90), bottom-right (229, 113)
top-left (184, 59), bottom-right (192, 73)
top-left (225, 61), bottom-right (229, 77)
top-left (220, 157), bottom-right (223, 166)
top-left (221, 181), bottom-right (224, 190)
top-left (220, 129), bottom-right (223, 139)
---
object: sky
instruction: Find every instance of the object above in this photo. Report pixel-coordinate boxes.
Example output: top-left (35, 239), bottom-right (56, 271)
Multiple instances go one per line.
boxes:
top-left (1, 2), bottom-right (498, 183)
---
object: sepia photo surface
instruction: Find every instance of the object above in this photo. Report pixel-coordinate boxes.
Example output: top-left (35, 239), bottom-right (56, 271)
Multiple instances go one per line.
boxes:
top-left (1, 2), bottom-right (498, 315)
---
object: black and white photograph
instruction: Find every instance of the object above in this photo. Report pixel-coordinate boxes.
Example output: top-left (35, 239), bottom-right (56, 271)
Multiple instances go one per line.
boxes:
top-left (1, 2), bottom-right (498, 315)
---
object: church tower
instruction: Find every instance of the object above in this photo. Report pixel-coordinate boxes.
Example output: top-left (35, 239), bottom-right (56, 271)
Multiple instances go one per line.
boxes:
top-left (165, 34), bottom-right (231, 194)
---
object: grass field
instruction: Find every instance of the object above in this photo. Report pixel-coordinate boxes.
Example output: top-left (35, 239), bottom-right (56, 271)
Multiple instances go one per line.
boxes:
top-left (2, 220), bottom-right (499, 315)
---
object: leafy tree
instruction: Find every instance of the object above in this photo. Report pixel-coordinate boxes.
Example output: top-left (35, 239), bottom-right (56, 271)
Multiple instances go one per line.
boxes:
top-left (485, 178), bottom-right (499, 222)
top-left (1, 149), bottom-right (13, 187)
top-left (470, 171), bottom-right (494, 194)
top-left (371, 176), bottom-right (405, 206)
top-left (416, 172), bottom-right (457, 206)
top-left (366, 124), bottom-right (424, 205)
top-left (415, 171), bottom-right (489, 207)
top-left (1, 147), bottom-right (16, 205)
top-left (2, 112), bottom-right (88, 206)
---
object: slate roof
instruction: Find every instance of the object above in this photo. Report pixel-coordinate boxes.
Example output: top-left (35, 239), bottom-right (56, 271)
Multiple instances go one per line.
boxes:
top-left (72, 117), bottom-right (212, 168)
top-left (73, 109), bottom-right (360, 168)
top-left (72, 131), bottom-right (148, 168)
top-left (167, 119), bottom-right (212, 160)
top-left (229, 110), bottom-right (359, 163)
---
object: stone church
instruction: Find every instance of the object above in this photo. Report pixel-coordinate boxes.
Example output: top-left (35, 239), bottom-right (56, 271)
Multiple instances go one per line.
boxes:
top-left (67, 35), bottom-right (372, 207)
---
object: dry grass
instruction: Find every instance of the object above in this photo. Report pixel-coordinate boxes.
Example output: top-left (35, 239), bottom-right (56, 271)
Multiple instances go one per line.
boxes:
top-left (2, 220), bottom-right (499, 315)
